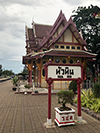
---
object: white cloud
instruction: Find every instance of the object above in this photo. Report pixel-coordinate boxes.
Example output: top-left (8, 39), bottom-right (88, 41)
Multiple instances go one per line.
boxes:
top-left (0, 0), bottom-right (41, 6)
top-left (9, 56), bottom-right (22, 61)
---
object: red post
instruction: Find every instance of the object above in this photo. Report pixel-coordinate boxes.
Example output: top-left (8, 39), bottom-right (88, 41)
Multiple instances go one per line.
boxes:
top-left (29, 70), bottom-right (32, 87)
top-left (77, 83), bottom-right (81, 116)
top-left (39, 70), bottom-right (41, 87)
top-left (46, 77), bottom-right (53, 125)
top-left (77, 78), bottom-right (83, 122)
top-left (48, 83), bottom-right (51, 119)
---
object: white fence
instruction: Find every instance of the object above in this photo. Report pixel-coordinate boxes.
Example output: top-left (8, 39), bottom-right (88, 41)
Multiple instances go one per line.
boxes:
top-left (82, 80), bottom-right (95, 89)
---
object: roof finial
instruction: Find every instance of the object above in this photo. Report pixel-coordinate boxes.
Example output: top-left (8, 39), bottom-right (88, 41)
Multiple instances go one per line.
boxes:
top-left (60, 10), bottom-right (62, 14)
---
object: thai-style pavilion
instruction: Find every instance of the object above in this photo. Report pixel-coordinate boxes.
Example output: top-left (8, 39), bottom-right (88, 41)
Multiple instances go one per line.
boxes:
top-left (22, 11), bottom-right (96, 89)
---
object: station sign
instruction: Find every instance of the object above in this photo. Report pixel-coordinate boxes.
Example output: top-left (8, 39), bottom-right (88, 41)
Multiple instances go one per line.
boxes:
top-left (44, 62), bottom-right (83, 81)
top-left (48, 65), bottom-right (81, 79)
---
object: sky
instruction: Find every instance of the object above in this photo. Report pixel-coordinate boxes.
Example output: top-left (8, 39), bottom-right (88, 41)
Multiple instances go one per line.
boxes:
top-left (0, 0), bottom-right (100, 74)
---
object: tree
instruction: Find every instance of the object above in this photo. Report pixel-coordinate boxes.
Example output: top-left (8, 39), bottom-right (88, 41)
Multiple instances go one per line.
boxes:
top-left (72, 5), bottom-right (100, 79)
top-left (2, 70), bottom-right (14, 76)
top-left (0, 65), bottom-right (2, 76)
top-left (18, 66), bottom-right (28, 79)
top-left (23, 66), bottom-right (28, 73)
top-left (72, 5), bottom-right (100, 56)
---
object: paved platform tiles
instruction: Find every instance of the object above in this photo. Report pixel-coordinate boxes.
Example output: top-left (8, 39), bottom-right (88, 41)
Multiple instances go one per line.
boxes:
top-left (0, 80), bottom-right (100, 133)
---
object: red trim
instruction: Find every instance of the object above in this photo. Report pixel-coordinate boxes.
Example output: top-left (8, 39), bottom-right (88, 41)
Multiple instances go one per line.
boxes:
top-left (55, 118), bottom-right (75, 125)
top-left (53, 42), bottom-right (82, 46)
top-left (44, 53), bottom-right (95, 58)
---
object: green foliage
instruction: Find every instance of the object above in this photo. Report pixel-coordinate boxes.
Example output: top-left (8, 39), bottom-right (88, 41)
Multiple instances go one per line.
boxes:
top-left (0, 65), bottom-right (2, 76)
top-left (0, 64), bottom-right (15, 77)
top-left (2, 70), bottom-right (14, 76)
top-left (69, 81), bottom-right (77, 92)
top-left (81, 89), bottom-right (95, 108)
top-left (97, 76), bottom-right (100, 83)
top-left (74, 89), bottom-right (100, 112)
top-left (72, 5), bottom-right (100, 62)
top-left (90, 99), bottom-right (100, 113)
top-left (23, 66), bottom-right (28, 73)
top-left (92, 83), bottom-right (100, 98)
top-left (24, 84), bottom-right (31, 89)
top-left (57, 90), bottom-right (74, 107)
top-left (12, 76), bottom-right (18, 86)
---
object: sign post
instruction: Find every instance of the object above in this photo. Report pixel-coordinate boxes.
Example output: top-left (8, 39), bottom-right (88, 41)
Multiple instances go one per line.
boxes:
top-left (44, 61), bottom-right (83, 126)
top-left (77, 78), bottom-right (83, 122)
top-left (46, 77), bottom-right (53, 125)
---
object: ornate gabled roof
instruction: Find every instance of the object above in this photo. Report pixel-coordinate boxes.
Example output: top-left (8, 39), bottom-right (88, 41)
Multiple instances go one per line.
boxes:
top-left (38, 11), bottom-right (68, 48)
top-left (46, 10), bottom-right (67, 38)
top-left (47, 17), bottom-right (87, 48)
top-left (28, 49), bottom-right (97, 59)
top-left (39, 15), bottom-right (87, 49)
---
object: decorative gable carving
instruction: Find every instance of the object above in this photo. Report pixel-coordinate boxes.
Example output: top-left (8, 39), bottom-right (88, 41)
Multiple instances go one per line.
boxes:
top-left (64, 28), bottom-right (72, 43)
top-left (58, 24), bottom-right (64, 35)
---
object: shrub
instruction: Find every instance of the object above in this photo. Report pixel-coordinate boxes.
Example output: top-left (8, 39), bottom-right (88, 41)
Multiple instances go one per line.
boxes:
top-left (97, 76), bottom-right (100, 83)
top-left (74, 89), bottom-right (100, 113)
top-left (92, 83), bottom-right (100, 98)
top-left (69, 81), bottom-right (77, 92)
top-left (24, 84), bottom-right (31, 89)
top-left (12, 76), bottom-right (18, 86)
top-left (90, 99), bottom-right (100, 113)
top-left (81, 89), bottom-right (95, 108)
top-left (57, 90), bottom-right (74, 108)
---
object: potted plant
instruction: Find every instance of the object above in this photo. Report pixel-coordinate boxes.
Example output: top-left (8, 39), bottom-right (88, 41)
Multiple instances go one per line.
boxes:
top-left (12, 76), bottom-right (18, 91)
top-left (24, 84), bottom-right (31, 94)
top-left (55, 90), bottom-right (75, 126)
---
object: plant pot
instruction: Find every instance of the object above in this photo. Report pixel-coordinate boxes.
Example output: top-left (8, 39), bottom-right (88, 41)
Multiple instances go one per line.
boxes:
top-left (24, 91), bottom-right (27, 94)
top-left (12, 87), bottom-right (17, 91)
top-left (55, 107), bottom-right (75, 127)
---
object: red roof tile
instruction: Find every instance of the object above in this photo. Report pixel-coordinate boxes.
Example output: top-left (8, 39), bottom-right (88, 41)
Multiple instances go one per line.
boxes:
top-left (28, 29), bottom-right (34, 41)
top-left (35, 24), bottom-right (52, 38)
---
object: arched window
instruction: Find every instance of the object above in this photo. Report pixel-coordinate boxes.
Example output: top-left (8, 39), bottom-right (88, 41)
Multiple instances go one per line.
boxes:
top-left (28, 59), bottom-right (31, 64)
top-left (69, 59), bottom-right (73, 64)
top-left (42, 69), bottom-right (45, 77)
top-left (42, 61), bottom-right (46, 64)
top-left (55, 58), bottom-right (59, 63)
top-left (62, 59), bottom-right (66, 63)
top-left (33, 61), bottom-right (35, 64)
